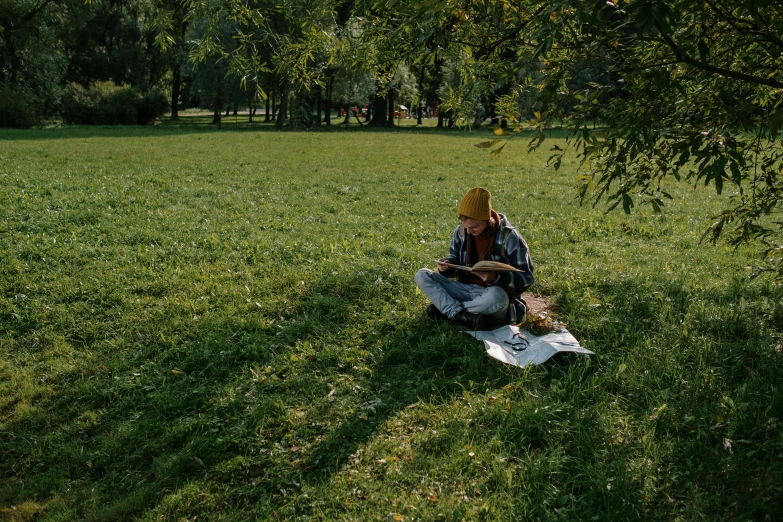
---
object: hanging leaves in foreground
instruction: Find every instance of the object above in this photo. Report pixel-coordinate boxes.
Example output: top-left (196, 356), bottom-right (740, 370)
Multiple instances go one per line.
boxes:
top-left (474, 139), bottom-right (503, 148)
top-left (491, 142), bottom-right (507, 158)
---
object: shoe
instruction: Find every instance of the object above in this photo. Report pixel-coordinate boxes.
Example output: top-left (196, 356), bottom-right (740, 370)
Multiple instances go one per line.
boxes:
top-left (450, 311), bottom-right (485, 331)
top-left (426, 304), bottom-right (448, 323)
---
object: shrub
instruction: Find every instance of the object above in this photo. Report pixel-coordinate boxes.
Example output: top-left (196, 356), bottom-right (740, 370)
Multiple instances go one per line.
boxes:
top-left (61, 83), bottom-right (92, 124)
top-left (0, 85), bottom-right (41, 128)
top-left (137, 91), bottom-right (170, 124)
top-left (62, 81), bottom-right (168, 125)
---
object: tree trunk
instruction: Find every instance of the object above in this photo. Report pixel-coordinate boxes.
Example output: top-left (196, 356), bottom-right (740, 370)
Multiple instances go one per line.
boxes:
top-left (437, 107), bottom-right (444, 128)
top-left (233, 106), bottom-right (238, 117)
top-left (324, 74), bottom-right (333, 126)
top-left (367, 88), bottom-right (389, 127)
top-left (271, 92), bottom-right (276, 122)
top-left (275, 83), bottom-right (287, 130)
top-left (170, 63), bottom-right (181, 119)
top-left (417, 66), bottom-right (424, 125)
top-left (387, 87), bottom-right (395, 126)
top-left (316, 84), bottom-right (322, 128)
top-left (264, 96), bottom-right (271, 122)
top-left (213, 73), bottom-right (223, 128)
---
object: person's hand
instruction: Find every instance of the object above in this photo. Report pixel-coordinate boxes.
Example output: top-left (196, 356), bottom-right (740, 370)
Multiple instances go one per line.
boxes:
top-left (436, 258), bottom-right (450, 272)
top-left (474, 271), bottom-right (497, 283)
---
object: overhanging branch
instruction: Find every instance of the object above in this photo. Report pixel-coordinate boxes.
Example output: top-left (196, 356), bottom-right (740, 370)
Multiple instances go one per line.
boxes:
top-left (655, 22), bottom-right (783, 90)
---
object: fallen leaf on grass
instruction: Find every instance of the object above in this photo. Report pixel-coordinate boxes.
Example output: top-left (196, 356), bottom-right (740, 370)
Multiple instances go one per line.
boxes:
top-left (171, 369), bottom-right (185, 375)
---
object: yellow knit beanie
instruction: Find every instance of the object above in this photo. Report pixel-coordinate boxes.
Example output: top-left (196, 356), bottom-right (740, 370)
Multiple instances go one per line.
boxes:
top-left (458, 187), bottom-right (492, 221)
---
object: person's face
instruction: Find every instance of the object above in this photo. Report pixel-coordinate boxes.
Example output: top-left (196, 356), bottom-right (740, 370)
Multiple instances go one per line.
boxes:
top-left (461, 217), bottom-right (489, 236)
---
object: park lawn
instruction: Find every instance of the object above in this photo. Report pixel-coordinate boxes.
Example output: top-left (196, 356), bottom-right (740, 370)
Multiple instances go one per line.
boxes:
top-left (0, 123), bottom-right (781, 521)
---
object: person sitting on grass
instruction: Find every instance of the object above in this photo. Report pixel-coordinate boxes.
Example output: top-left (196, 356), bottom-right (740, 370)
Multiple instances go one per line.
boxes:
top-left (414, 187), bottom-right (534, 330)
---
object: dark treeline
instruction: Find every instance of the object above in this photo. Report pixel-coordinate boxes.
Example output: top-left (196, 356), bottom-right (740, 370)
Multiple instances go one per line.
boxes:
top-left (0, 0), bottom-right (457, 129)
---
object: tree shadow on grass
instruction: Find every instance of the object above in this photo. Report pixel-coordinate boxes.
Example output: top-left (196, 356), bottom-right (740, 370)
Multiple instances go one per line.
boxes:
top-left (300, 319), bottom-right (509, 475)
top-left (2, 274), bottom-right (781, 520)
top-left (0, 272), bottom-right (520, 520)
top-left (281, 275), bottom-right (783, 519)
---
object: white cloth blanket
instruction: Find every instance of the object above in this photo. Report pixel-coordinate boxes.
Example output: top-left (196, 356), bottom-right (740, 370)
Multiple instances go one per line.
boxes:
top-left (467, 325), bottom-right (594, 368)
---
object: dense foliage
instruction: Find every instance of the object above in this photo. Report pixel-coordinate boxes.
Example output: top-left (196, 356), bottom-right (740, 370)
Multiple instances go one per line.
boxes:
top-left (62, 81), bottom-right (169, 125)
top-left (1, 0), bottom-right (172, 127)
top-left (0, 0), bottom-right (67, 127)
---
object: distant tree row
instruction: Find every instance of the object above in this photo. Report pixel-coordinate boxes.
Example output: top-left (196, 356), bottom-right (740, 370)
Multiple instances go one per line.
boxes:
top-left (1, 0), bottom-right (166, 126)
top-left (0, 0), bottom-right (488, 129)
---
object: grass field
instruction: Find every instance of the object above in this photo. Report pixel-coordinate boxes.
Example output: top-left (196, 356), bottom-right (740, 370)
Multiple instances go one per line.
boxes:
top-left (1, 119), bottom-right (782, 521)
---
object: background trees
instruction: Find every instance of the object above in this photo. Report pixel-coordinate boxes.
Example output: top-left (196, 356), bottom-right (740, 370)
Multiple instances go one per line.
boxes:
top-left (0, 0), bottom-right (68, 127)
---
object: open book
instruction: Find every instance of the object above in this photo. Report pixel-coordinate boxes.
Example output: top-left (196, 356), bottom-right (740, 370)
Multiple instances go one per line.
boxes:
top-left (437, 260), bottom-right (525, 273)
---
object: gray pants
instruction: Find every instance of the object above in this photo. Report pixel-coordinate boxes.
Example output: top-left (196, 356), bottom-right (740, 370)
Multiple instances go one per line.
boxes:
top-left (414, 268), bottom-right (509, 320)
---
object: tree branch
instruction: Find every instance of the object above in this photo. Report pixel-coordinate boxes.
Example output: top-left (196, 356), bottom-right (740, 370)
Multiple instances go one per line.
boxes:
top-left (655, 22), bottom-right (783, 90)
top-left (445, 3), bottom-right (548, 58)
top-left (610, 60), bottom-right (679, 74)
top-left (703, 0), bottom-right (783, 51)
top-left (6, 0), bottom-right (55, 32)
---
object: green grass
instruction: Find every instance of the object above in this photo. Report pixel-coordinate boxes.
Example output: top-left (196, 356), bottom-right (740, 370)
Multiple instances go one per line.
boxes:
top-left (1, 120), bottom-right (782, 521)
